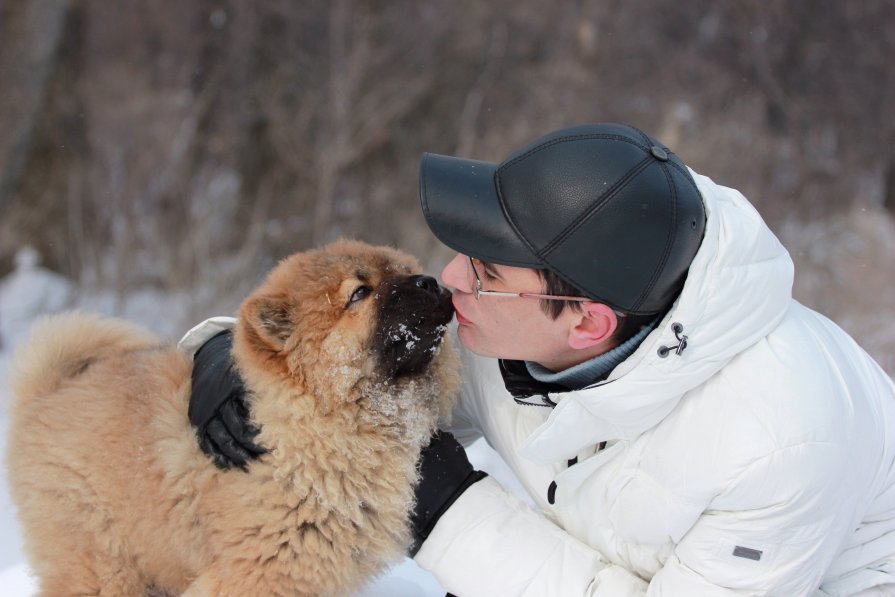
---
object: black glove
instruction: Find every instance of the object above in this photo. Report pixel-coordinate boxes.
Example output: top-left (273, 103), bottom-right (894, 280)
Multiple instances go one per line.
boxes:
top-left (189, 331), bottom-right (267, 470)
top-left (409, 430), bottom-right (488, 556)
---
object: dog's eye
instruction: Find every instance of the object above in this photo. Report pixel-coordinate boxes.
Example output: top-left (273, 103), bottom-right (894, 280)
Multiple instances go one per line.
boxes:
top-left (349, 285), bottom-right (373, 304)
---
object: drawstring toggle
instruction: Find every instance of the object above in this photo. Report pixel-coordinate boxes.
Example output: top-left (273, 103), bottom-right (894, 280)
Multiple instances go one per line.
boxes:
top-left (657, 323), bottom-right (688, 358)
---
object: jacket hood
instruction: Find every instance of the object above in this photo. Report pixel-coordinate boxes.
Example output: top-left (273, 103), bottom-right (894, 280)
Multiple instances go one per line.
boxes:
top-left (519, 169), bottom-right (795, 465)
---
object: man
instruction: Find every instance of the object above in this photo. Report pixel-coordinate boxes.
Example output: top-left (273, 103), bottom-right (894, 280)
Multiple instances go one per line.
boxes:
top-left (187, 123), bottom-right (895, 595)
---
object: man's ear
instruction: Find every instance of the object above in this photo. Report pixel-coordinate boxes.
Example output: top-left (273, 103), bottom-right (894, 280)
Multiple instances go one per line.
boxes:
top-left (567, 302), bottom-right (618, 350)
top-left (240, 293), bottom-right (295, 351)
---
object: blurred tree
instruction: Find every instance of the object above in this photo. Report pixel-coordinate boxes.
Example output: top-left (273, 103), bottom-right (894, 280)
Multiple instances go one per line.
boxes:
top-left (0, 0), bottom-right (75, 269)
top-left (0, 0), bottom-right (892, 357)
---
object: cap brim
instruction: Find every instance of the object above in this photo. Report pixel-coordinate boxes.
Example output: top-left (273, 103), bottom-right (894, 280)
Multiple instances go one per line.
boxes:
top-left (419, 152), bottom-right (542, 268)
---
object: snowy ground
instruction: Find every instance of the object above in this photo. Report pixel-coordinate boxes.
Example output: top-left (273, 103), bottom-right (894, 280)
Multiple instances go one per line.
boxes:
top-left (0, 249), bottom-right (527, 596)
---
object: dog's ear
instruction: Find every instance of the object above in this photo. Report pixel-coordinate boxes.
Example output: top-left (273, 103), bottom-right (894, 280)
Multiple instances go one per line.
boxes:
top-left (241, 293), bottom-right (296, 350)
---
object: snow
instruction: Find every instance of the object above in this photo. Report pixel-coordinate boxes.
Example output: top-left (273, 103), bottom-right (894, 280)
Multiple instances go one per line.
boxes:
top-left (0, 248), bottom-right (527, 596)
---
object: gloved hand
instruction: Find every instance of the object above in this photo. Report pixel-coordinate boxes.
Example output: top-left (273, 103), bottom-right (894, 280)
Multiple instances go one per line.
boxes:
top-left (189, 331), bottom-right (267, 470)
top-left (410, 430), bottom-right (488, 556)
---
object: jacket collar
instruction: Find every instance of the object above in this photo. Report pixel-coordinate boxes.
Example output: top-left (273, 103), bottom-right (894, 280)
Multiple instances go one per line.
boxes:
top-left (500, 316), bottom-right (660, 406)
top-left (499, 359), bottom-right (566, 406)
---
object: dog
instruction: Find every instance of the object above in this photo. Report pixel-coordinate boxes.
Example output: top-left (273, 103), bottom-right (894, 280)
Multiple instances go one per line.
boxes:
top-left (6, 240), bottom-right (459, 597)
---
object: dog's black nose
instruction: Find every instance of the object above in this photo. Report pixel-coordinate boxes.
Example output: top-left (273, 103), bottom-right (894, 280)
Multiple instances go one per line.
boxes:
top-left (411, 275), bottom-right (440, 296)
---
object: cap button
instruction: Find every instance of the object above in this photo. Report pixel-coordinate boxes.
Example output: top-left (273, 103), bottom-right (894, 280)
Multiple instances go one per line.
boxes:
top-left (650, 145), bottom-right (669, 161)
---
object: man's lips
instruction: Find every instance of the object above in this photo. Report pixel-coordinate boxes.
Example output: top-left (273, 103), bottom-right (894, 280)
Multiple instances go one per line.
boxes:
top-left (452, 299), bottom-right (471, 325)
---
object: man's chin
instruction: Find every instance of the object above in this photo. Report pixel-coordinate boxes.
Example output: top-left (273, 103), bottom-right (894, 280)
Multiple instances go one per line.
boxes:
top-left (455, 325), bottom-right (477, 350)
top-left (455, 327), bottom-right (498, 359)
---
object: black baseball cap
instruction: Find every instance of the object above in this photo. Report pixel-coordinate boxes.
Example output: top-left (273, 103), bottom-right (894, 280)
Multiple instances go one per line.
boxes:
top-left (419, 123), bottom-right (706, 315)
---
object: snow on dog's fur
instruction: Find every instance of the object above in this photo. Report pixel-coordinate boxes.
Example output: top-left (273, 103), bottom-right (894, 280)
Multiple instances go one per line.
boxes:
top-left (6, 240), bottom-right (458, 597)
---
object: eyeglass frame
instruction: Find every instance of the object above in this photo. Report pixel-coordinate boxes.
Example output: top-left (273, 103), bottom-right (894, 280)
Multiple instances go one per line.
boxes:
top-left (466, 255), bottom-right (596, 303)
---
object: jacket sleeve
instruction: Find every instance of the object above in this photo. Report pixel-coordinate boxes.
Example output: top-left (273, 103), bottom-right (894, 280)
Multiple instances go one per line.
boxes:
top-left (416, 443), bottom-right (851, 596)
top-left (178, 316), bottom-right (238, 356)
top-left (414, 476), bottom-right (648, 596)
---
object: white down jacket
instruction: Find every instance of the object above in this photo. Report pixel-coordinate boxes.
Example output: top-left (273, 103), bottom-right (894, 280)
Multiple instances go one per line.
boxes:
top-left (414, 170), bottom-right (895, 596)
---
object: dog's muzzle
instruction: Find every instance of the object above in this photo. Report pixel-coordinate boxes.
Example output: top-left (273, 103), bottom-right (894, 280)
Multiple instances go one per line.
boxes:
top-left (373, 275), bottom-right (454, 378)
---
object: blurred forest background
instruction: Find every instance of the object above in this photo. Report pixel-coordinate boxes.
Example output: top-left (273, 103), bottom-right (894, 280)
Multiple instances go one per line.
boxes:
top-left (0, 0), bottom-right (894, 371)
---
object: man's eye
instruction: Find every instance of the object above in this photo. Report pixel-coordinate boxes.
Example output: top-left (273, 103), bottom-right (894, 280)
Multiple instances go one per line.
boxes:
top-left (349, 285), bottom-right (373, 303)
top-left (479, 264), bottom-right (497, 281)
top-left (473, 258), bottom-right (497, 281)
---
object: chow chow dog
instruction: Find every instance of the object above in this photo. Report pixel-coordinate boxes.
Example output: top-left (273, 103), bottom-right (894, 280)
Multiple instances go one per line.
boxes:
top-left (6, 240), bottom-right (458, 597)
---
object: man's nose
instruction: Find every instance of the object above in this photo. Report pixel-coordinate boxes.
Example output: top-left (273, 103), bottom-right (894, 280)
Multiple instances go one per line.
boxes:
top-left (441, 254), bottom-right (469, 293)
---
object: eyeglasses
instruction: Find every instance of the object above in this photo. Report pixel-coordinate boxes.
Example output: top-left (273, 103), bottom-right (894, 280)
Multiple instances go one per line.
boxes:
top-left (466, 256), bottom-right (594, 302)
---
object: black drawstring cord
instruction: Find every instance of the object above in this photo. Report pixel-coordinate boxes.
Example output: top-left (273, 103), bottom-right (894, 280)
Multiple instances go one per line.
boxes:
top-left (547, 443), bottom-right (607, 505)
top-left (548, 458), bottom-right (577, 504)
top-left (657, 322), bottom-right (688, 358)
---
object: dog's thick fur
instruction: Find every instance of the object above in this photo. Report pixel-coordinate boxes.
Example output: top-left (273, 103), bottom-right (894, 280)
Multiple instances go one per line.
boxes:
top-left (6, 240), bottom-right (459, 597)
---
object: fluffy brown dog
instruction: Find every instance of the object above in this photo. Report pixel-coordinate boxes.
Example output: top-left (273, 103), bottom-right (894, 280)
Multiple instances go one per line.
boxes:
top-left (6, 240), bottom-right (458, 597)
